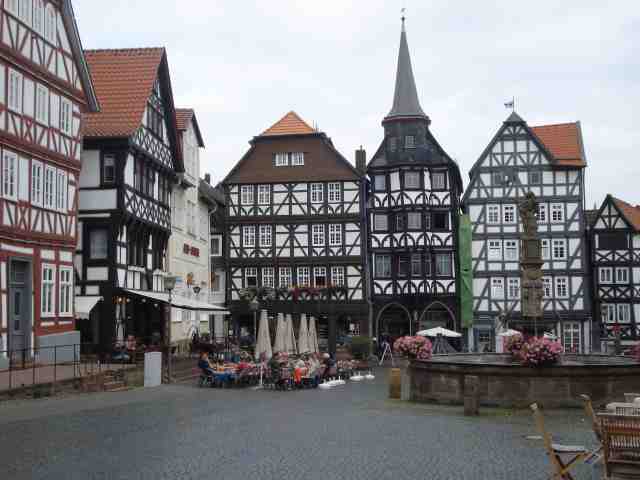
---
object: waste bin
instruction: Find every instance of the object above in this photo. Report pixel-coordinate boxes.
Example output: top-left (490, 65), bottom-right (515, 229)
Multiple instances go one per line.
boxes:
top-left (144, 351), bottom-right (162, 387)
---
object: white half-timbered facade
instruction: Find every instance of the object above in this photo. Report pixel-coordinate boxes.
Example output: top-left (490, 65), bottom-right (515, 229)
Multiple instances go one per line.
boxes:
top-left (0, 0), bottom-right (98, 361)
top-left (463, 112), bottom-right (591, 352)
top-left (590, 195), bottom-right (640, 351)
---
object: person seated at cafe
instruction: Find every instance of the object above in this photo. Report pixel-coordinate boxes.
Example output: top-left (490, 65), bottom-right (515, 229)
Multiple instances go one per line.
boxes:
top-left (198, 352), bottom-right (215, 376)
top-left (321, 353), bottom-right (335, 380)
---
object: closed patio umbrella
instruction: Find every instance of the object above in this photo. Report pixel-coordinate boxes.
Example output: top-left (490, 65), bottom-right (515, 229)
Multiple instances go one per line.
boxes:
top-left (284, 314), bottom-right (297, 355)
top-left (254, 309), bottom-right (272, 361)
top-left (308, 316), bottom-right (319, 353)
top-left (298, 314), bottom-right (310, 354)
top-left (273, 313), bottom-right (286, 354)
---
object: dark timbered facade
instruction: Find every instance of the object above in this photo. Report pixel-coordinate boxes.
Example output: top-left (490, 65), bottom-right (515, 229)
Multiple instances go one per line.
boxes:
top-left (0, 0), bottom-right (98, 360)
top-left (368, 20), bottom-right (463, 341)
top-left (223, 111), bottom-right (368, 355)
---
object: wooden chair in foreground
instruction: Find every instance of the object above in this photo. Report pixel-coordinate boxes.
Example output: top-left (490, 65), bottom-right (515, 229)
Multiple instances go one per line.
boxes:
top-left (530, 403), bottom-right (589, 480)
top-left (598, 413), bottom-right (640, 479)
top-left (580, 394), bottom-right (603, 459)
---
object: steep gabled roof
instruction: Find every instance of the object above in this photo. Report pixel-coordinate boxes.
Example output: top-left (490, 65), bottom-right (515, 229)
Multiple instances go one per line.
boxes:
top-left (260, 111), bottom-right (316, 137)
top-left (531, 122), bottom-right (586, 167)
top-left (176, 108), bottom-right (205, 147)
top-left (199, 178), bottom-right (225, 206)
top-left (611, 196), bottom-right (640, 231)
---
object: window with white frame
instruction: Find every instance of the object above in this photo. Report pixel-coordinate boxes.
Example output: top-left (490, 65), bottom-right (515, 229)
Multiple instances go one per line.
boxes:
top-left (328, 224), bottom-right (342, 246)
top-left (310, 183), bottom-right (323, 203)
top-left (601, 304), bottom-right (615, 323)
top-left (279, 267), bottom-right (292, 288)
top-left (33, 0), bottom-right (44, 34)
top-left (2, 151), bottom-right (17, 200)
top-left (55, 169), bottom-right (66, 211)
top-left (537, 204), bottom-right (547, 223)
top-left (31, 160), bottom-right (43, 206)
top-left (541, 239), bottom-right (550, 260)
top-left (312, 224), bottom-right (325, 246)
top-left (615, 267), bottom-right (629, 284)
top-left (245, 267), bottom-right (257, 287)
top-left (388, 137), bottom-right (397, 152)
top-left (375, 255), bottom-right (391, 277)
top-left (35, 84), bottom-right (48, 124)
top-left (487, 205), bottom-right (500, 224)
top-left (8, 69), bottom-right (22, 113)
top-left (563, 322), bottom-right (580, 353)
top-left (435, 253), bottom-right (452, 276)
top-left (405, 135), bottom-right (415, 149)
top-left (404, 171), bottom-right (420, 189)
top-left (542, 277), bottom-right (552, 298)
top-left (291, 152), bottom-right (304, 166)
top-left (432, 172), bottom-right (445, 190)
top-left (528, 170), bottom-right (542, 185)
top-left (599, 267), bottom-right (612, 284)
top-left (328, 182), bottom-right (341, 202)
top-left (374, 214), bottom-right (388, 231)
top-left (555, 277), bottom-right (568, 298)
top-left (617, 304), bottom-right (631, 323)
top-left (60, 98), bottom-right (72, 136)
top-left (407, 212), bottom-right (421, 230)
top-left (44, 165), bottom-right (55, 209)
top-left (262, 267), bottom-right (274, 288)
top-left (41, 264), bottom-right (55, 316)
top-left (89, 229), bottom-right (108, 259)
top-left (257, 185), bottom-right (270, 205)
top-left (488, 240), bottom-right (502, 261)
top-left (44, 3), bottom-right (56, 43)
top-left (210, 236), bottom-right (222, 256)
top-left (331, 266), bottom-right (345, 286)
top-left (503, 205), bottom-right (515, 223)
top-left (313, 267), bottom-right (326, 287)
top-left (274, 152), bottom-right (289, 167)
top-left (551, 203), bottom-right (564, 222)
top-left (297, 267), bottom-right (310, 287)
top-left (374, 175), bottom-right (386, 192)
top-left (552, 239), bottom-right (566, 260)
top-left (240, 185), bottom-right (253, 205)
top-left (259, 225), bottom-right (272, 247)
top-left (504, 240), bottom-right (518, 261)
top-left (59, 267), bottom-right (73, 315)
top-left (243, 226), bottom-right (255, 247)
top-left (507, 278), bottom-right (520, 299)
top-left (491, 278), bottom-right (504, 298)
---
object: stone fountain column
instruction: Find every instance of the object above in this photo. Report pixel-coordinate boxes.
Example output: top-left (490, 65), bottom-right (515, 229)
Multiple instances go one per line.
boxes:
top-left (519, 192), bottom-right (544, 335)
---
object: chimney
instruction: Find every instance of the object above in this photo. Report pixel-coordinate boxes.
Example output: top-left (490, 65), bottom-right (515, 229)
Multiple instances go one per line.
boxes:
top-left (204, 173), bottom-right (211, 184)
top-left (355, 146), bottom-right (366, 174)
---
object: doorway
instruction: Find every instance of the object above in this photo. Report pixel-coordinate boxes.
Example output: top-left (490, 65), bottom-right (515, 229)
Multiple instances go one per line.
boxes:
top-left (8, 260), bottom-right (31, 355)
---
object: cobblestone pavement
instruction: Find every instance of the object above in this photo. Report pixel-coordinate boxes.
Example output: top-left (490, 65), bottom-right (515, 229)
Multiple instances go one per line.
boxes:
top-left (0, 369), bottom-right (602, 480)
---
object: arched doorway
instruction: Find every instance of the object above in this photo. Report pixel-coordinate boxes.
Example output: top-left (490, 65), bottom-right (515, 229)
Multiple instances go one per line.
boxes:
top-left (417, 301), bottom-right (456, 332)
top-left (375, 302), bottom-right (413, 345)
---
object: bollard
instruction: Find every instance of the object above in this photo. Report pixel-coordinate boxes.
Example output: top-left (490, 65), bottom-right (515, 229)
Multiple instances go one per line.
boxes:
top-left (464, 375), bottom-right (480, 416)
top-left (389, 368), bottom-right (401, 399)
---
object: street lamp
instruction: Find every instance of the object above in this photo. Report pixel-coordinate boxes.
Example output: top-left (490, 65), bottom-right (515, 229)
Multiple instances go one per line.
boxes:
top-left (164, 274), bottom-right (178, 383)
top-left (249, 297), bottom-right (259, 347)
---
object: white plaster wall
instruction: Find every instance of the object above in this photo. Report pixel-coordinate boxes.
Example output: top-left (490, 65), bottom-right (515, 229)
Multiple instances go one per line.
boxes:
top-left (80, 150), bottom-right (100, 188)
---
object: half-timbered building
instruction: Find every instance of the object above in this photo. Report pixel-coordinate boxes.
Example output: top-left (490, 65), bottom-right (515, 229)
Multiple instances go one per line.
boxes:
top-left (75, 48), bottom-right (182, 351)
top-left (367, 20), bottom-right (463, 341)
top-left (590, 195), bottom-right (640, 351)
top-left (223, 111), bottom-right (367, 355)
top-left (0, 0), bottom-right (98, 362)
top-left (463, 113), bottom-right (591, 352)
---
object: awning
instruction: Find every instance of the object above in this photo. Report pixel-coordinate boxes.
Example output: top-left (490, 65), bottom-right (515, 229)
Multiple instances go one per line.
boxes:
top-left (75, 296), bottom-right (103, 319)
top-left (124, 289), bottom-right (230, 314)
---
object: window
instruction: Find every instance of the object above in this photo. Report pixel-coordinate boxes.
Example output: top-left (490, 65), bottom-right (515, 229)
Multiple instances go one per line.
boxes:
top-left (41, 264), bottom-right (55, 316)
top-left (555, 277), bottom-right (568, 298)
top-left (487, 205), bottom-right (500, 224)
top-left (375, 255), bottom-right (391, 278)
top-left (599, 267), bottom-right (612, 284)
top-left (374, 175), bottom-right (386, 192)
top-left (601, 304), bottom-right (615, 323)
top-left (432, 172), bottom-right (445, 190)
top-left (89, 229), bottom-right (108, 259)
top-left (279, 267), bottom-right (292, 288)
top-left (411, 254), bottom-right (421, 276)
top-left (257, 185), bottom-right (270, 205)
top-left (43, 166), bottom-right (55, 209)
top-left (507, 278), bottom-right (520, 299)
top-left (312, 224), bottom-right (325, 247)
top-left (407, 212), bottom-right (421, 230)
top-left (331, 266), bottom-right (345, 286)
top-left (617, 304), bottom-right (631, 323)
top-left (313, 267), bottom-right (326, 287)
top-left (243, 226), bottom-right (255, 247)
top-left (615, 268), bottom-right (629, 284)
top-left (2, 151), bottom-right (17, 200)
top-left (435, 253), bottom-right (452, 276)
top-left (134, 157), bottom-right (144, 191)
top-left (405, 135), bottom-right (415, 149)
top-left (504, 240), bottom-right (518, 261)
top-left (541, 239), bottom-right (550, 260)
top-left (262, 267), bottom-right (274, 288)
top-left (8, 69), bottom-right (22, 113)
top-left (328, 182), bottom-right (341, 202)
top-left (274, 152), bottom-right (289, 167)
top-left (491, 278), bottom-right (504, 298)
top-left (424, 253), bottom-right (432, 276)
top-left (491, 172), bottom-right (503, 186)
top-left (60, 98), bottom-right (72, 136)
top-left (374, 214), bottom-right (388, 232)
top-left (55, 169), bottom-right (66, 211)
top-left (328, 224), bottom-right (342, 246)
top-left (259, 225), bottom-right (272, 247)
top-left (551, 204), bottom-right (563, 223)
top-left (503, 205), bottom-right (515, 223)
top-left (210, 236), bottom-right (221, 256)
top-left (528, 171), bottom-right (542, 185)
top-left (599, 231), bottom-right (627, 250)
top-left (563, 322), bottom-right (580, 353)
top-left (146, 104), bottom-right (164, 139)
top-left (396, 213), bottom-right (405, 231)
top-left (433, 212), bottom-right (448, 230)
top-left (59, 267), bottom-right (72, 315)
top-left (33, 0), bottom-right (44, 33)
top-left (44, 3), bottom-right (56, 43)
top-left (388, 137), bottom-right (397, 152)
top-left (404, 171), bottom-right (420, 189)
top-left (211, 273), bottom-right (221, 292)
top-left (297, 267), bottom-right (310, 287)
top-left (311, 183), bottom-right (324, 203)
top-left (541, 277), bottom-right (552, 298)
top-left (245, 268), bottom-right (257, 288)
top-left (398, 256), bottom-right (408, 277)
top-left (291, 152), bottom-right (304, 166)
top-left (35, 84), bottom-right (48, 124)
top-left (552, 239), bottom-right (566, 260)
top-left (145, 167), bottom-right (155, 198)
top-left (31, 160), bottom-right (43, 206)
top-left (537, 204), bottom-right (547, 223)
top-left (488, 240), bottom-right (502, 261)
top-left (424, 214), bottom-right (431, 230)
top-left (240, 185), bottom-right (253, 205)
top-left (102, 154), bottom-right (115, 184)
top-left (186, 201), bottom-right (196, 236)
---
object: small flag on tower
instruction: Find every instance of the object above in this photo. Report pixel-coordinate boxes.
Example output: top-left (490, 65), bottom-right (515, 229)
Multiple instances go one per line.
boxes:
top-left (504, 97), bottom-right (515, 111)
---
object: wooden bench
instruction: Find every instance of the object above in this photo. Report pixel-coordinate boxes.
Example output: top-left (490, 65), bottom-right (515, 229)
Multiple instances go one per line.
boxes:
top-left (598, 413), bottom-right (640, 479)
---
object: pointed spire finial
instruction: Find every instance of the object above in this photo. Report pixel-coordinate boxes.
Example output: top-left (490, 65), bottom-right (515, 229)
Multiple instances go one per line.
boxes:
top-left (401, 8), bottom-right (406, 31)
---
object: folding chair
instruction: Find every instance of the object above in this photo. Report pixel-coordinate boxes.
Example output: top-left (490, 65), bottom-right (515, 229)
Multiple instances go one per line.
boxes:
top-left (579, 394), bottom-right (603, 463)
top-left (530, 403), bottom-right (589, 479)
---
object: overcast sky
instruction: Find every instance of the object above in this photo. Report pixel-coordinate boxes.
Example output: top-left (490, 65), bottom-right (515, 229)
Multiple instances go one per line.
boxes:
top-left (74, 1), bottom-right (639, 208)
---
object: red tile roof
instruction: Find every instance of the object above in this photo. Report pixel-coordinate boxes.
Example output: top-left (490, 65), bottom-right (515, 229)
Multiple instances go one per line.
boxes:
top-left (612, 197), bottom-right (640, 231)
top-left (83, 48), bottom-right (164, 138)
top-left (531, 122), bottom-right (586, 167)
top-left (260, 111), bottom-right (316, 137)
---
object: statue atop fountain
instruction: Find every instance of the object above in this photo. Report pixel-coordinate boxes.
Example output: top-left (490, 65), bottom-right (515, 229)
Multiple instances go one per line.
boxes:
top-left (519, 192), bottom-right (544, 329)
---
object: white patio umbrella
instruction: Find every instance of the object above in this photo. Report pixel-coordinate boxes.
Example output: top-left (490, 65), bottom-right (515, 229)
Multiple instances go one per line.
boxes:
top-left (498, 329), bottom-right (522, 337)
top-left (416, 326), bottom-right (462, 338)
top-left (254, 309), bottom-right (272, 361)
top-left (284, 314), bottom-right (297, 355)
top-left (273, 313), bottom-right (286, 354)
top-left (298, 314), bottom-right (310, 354)
top-left (308, 316), bottom-right (319, 353)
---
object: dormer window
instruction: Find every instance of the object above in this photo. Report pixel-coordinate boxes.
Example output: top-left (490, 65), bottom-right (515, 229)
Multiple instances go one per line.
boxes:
top-left (291, 152), bottom-right (304, 166)
top-left (102, 154), bottom-right (116, 185)
top-left (374, 175), bottom-right (386, 192)
top-left (274, 152), bottom-right (305, 167)
top-left (388, 137), bottom-right (397, 152)
top-left (405, 135), bottom-right (415, 149)
top-left (274, 153), bottom-right (288, 167)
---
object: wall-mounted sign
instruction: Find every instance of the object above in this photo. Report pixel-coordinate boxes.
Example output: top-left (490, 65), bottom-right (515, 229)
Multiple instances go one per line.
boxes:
top-left (183, 243), bottom-right (200, 258)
